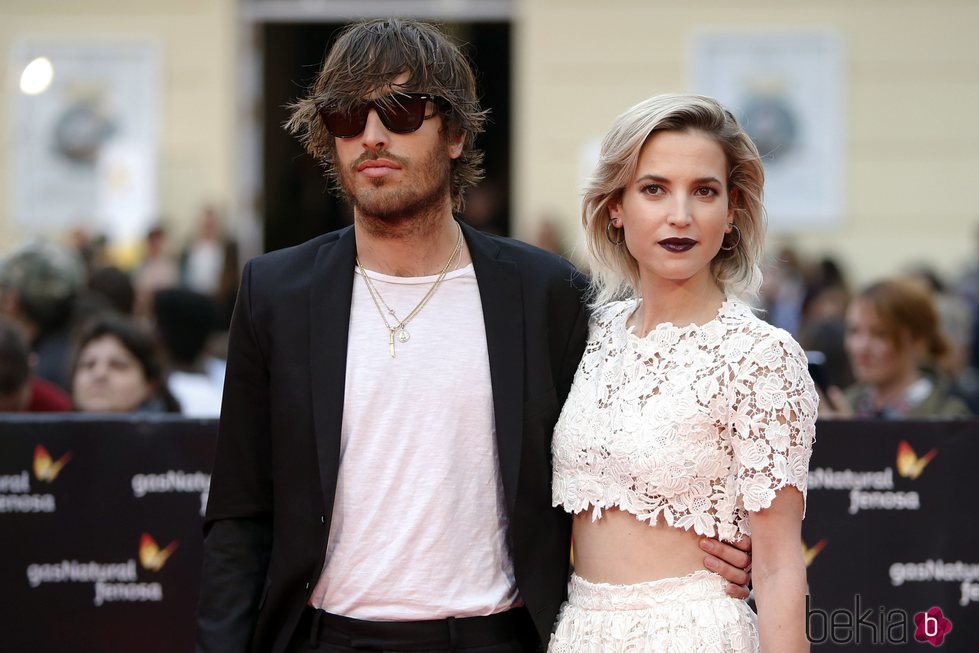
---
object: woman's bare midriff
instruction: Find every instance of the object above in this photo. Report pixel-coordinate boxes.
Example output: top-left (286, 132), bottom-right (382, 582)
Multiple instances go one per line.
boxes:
top-left (571, 507), bottom-right (709, 584)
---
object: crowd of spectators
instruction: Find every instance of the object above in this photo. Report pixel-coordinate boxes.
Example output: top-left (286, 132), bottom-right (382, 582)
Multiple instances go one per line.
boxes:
top-left (761, 245), bottom-right (979, 419)
top-left (0, 209), bottom-right (236, 417)
top-left (2, 214), bottom-right (977, 420)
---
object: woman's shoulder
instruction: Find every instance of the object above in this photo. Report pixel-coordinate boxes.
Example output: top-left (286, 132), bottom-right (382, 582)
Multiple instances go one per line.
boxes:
top-left (727, 299), bottom-right (805, 351)
top-left (720, 299), bottom-right (811, 377)
top-left (590, 298), bottom-right (638, 328)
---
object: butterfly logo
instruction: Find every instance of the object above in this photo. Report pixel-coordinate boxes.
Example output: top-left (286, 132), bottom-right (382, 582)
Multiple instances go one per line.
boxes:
top-left (896, 440), bottom-right (937, 480)
top-left (139, 533), bottom-right (179, 571)
top-left (801, 538), bottom-right (828, 567)
top-left (33, 444), bottom-right (71, 482)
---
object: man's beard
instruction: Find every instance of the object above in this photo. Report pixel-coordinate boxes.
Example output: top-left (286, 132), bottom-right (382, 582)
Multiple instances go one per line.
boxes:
top-left (338, 139), bottom-right (453, 238)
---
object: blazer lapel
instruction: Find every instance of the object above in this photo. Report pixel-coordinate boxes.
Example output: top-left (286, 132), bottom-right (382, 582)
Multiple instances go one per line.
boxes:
top-left (309, 227), bottom-right (356, 519)
top-left (464, 222), bottom-right (525, 516)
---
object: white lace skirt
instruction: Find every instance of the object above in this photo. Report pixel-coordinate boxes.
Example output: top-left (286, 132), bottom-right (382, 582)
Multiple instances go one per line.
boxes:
top-left (548, 570), bottom-right (759, 653)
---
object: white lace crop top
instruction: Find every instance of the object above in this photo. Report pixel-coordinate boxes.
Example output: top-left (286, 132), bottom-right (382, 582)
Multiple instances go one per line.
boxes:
top-left (552, 297), bottom-right (818, 543)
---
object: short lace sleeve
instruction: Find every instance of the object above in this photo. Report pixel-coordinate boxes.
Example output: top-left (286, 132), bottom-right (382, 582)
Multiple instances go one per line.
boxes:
top-left (730, 332), bottom-right (817, 514)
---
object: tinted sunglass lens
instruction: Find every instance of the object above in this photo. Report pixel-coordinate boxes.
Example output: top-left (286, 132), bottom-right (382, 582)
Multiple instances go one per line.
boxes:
top-left (379, 96), bottom-right (429, 133)
top-left (319, 105), bottom-right (368, 138)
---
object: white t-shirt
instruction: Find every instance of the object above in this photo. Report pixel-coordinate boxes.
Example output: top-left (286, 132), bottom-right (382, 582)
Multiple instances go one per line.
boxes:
top-left (310, 263), bottom-right (519, 620)
top-left (168, 368), bottom-right (224, 418)
top-left (184, 240), bottom-right (223, 294)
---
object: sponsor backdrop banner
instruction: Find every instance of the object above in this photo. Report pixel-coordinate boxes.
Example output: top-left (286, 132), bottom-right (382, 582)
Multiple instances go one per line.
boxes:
top-left (0, 416), bottom-right (215, 653)
top-left (802, 420), bottom-right (978, 650)
top-left (0, 417), bottom-right (976, 651)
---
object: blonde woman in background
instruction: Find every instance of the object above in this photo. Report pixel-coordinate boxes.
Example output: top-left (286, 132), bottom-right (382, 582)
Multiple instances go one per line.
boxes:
top-left (550, 94), bottom-right (817, 652)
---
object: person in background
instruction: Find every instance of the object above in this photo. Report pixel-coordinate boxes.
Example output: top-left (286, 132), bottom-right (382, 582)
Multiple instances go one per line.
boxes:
top-left (71, 315), bottom-right (180, 414)
top-left (76, 265), bottom-right (137, 324)
top-left (905, 267), bottom-right (979, 413)
top-left (152, 288), bottom-right (224, 418)
top-left (213, 239), bottom-right (241, 331)
top-left (534, 217), bottom-right (567, 257)
top-left (954, 220), bottom-right (979, 371)
top-left (133, 224), bottom-right (180, 320)
top-left (799, 257), bottom-right (854, 391)
top-left (0, 316), bottom-right (72, 412)
top-left (182, 206), bottom-right (227, 297)
top-left (68, 227), bottom-right (111, 279)
top-left (0, 240), bottom-right (85, 392)
top-left (759, 245), bottom-right (805, 340)
top-left (822, 279), bottom-right (972, 418)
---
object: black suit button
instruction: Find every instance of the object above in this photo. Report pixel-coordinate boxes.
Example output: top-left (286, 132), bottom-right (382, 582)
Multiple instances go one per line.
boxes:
top-left (320, 515), bottom-right (326, 524)
top-left (305, 581), bottom-right (311, 591)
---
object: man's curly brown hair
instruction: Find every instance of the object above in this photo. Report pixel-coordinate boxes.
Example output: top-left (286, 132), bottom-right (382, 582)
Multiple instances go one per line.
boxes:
top-left (286, 19), bottom-right (488, 213)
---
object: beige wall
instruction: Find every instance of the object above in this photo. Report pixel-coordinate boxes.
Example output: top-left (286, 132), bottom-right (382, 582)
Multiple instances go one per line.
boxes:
top-left (4, 1), bottom-right (977, 288)
top-left (0, 0), bottom-right (237, 256)
top-left (515, 0), bottom-right (979, 287)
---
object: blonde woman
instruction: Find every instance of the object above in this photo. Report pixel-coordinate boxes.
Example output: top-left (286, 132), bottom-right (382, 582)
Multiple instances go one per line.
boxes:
top-left (550, 95), bottom-right (817, 652)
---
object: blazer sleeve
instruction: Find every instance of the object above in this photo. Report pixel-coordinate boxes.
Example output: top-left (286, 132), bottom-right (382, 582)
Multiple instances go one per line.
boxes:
top-left (196, 259), bottom-right (274, 653)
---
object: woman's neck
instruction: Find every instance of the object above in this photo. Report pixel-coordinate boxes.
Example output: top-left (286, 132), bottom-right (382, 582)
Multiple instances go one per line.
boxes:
top-left (634, 276), bottom-right (727, 336)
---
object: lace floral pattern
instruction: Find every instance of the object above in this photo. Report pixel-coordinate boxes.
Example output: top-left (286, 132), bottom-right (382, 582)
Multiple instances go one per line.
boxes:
top-left (548, 571), bottom-right (759, 653)
top-left (552, 298), bottom-right (817, 542)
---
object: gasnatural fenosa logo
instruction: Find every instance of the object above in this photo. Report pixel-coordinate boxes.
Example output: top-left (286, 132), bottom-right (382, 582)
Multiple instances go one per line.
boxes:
top-left (895, 441), bottom-right (937, 480)
top-left (25, 533), bottom-right (177, 606)
top-left (0, 443), bottom-right (69, 513)
top-left (131, 470), bottom-right (210, 516)
top-left (809, 440), bottom-right (937, 515)
top-left (139, 533), bottom-right (178, 571)
top-left (802, 538), bottom-right (827, 567)
top-left (33, 444), bottom-right (71, 482)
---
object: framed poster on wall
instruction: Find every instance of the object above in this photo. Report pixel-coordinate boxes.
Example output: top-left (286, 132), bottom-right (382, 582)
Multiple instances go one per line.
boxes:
top-left (10, 40), bottom-right (160, 242)
top-left (692, 31), bottom-right (845, 230)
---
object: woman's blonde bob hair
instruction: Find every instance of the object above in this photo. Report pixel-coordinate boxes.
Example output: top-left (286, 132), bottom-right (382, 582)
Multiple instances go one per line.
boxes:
top-left (583, 93), bottom-right (766, 307)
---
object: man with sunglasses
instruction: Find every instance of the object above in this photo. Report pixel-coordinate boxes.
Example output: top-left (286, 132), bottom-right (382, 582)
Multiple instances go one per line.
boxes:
top-left (197, 18), bottom-right (752, 653)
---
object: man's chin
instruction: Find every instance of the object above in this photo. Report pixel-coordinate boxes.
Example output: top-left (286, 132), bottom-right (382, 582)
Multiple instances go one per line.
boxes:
top-left (350, 187), bottom-right (445, 223)
top-left (353, 195), bottom-right (414, 222)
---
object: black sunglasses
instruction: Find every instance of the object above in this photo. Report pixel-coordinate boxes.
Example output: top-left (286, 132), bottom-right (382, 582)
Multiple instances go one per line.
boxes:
top-left (317, 92), bottom-right (445, 138)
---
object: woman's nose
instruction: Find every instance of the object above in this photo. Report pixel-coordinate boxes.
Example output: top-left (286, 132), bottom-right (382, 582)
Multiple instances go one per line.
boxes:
top-left (666, 199), bottom-right (692, 226)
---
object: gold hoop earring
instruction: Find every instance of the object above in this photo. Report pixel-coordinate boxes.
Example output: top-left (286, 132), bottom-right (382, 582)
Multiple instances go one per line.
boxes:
top-left (720, 224), bottom-right (741, 251)
top-left (606, 221), bottom-right (625, 246)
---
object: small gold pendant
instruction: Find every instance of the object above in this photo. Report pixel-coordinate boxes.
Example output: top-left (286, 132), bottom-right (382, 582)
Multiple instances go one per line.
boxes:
top-left (396, 328), bottom-right (410, 344)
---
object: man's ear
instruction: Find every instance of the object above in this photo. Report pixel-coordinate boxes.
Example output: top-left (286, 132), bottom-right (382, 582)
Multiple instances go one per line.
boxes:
top-left (447, 130), bottom-right (465, 160)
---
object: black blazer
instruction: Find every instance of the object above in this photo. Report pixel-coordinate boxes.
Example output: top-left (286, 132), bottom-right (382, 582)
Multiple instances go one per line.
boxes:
top-left (196, 222), bottom-right (589, 652)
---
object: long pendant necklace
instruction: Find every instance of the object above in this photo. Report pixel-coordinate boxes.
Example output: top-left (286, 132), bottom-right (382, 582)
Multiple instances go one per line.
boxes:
top-left (356, 225), bottom-right (463, 358)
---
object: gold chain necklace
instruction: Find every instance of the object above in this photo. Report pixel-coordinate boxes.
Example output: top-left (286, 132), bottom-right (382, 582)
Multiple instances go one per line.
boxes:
top-left (356, 225), bottom-right (464, 358)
